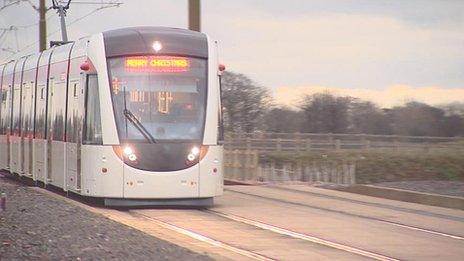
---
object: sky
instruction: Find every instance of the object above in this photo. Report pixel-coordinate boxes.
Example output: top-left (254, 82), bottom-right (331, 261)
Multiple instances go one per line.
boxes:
top-left (1, 0), bottom-right (463, 108)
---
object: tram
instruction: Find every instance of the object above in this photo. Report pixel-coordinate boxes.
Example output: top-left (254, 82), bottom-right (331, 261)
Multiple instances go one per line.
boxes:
top-left (0, 27), bottom-right (224, 207)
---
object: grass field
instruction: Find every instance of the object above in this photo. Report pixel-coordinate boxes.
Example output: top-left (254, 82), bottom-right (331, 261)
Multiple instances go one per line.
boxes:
top-left (259, 150), bottom-right (464, 184)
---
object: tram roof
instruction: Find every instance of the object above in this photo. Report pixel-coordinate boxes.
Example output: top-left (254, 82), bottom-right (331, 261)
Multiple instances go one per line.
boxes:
top-left (102, 26), bottom-right (208, 58)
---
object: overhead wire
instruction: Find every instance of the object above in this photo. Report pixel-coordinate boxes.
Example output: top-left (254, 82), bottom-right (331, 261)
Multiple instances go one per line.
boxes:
top-left (8, 12), bottom-right (58, 30)
top-left (1, 2), bottom-right (122, 62)
top-left (0, 29), bottom-right (10, 46)
top-left (0, 11), bottom-right (57, 57)
top-left (0, 0), bottom-right (21, 13)
top-left (14, 26), bottom-right (19, 51)
top-left (60, 1), bottom-right (123, 5)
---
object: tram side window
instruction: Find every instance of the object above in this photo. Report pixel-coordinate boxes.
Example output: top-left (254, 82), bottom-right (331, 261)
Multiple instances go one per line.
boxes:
top-left (218, 111), bottom-right (224, 143)
top-left (0, 88), bottom-right (7, 135)
top-left (83, 75), bottom-right (102, 144)
top-left (218, 77), bottom-right (224, 143)
top-left (12, 71), bottom-right (22, 137)
top-left (34, 66), bottom-right (48, 139)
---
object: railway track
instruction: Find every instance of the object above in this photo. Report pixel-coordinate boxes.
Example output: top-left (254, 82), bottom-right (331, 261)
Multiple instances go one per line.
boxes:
top-left (131, 209), bottom-right (398, 260)
top-left (127, 184), bottom-right (461, 260)
top-left (205, 210), bottom-right (398, 261)
top-left (131, 211), bottom-right (276, 261)
top-left (264, 185), bottom-right (464, 222)
top-left (225, 187), bottom-right (464, 241)
top-left (28, 181), bottom-right (464, 260)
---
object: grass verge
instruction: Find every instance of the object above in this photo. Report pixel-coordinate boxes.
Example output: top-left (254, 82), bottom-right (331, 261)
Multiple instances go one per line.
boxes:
top-left (259, 150), bottom-right (464, 184)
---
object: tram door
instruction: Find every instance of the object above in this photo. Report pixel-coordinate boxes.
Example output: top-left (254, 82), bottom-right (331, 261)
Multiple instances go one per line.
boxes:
top-left (65, 73), bottom-right (85, 192)
top-left (47, 75), bottom-right (67, 187)
top-left (0, 77), bottom-right (12, 170)
top-left (20, 78), bottom-right (35, 177)
top-left (10, 61), bottom-right (23, 174)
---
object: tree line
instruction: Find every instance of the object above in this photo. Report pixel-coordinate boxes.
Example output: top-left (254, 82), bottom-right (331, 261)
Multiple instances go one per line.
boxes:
top-left (221, 71), bottom-right (464, 137)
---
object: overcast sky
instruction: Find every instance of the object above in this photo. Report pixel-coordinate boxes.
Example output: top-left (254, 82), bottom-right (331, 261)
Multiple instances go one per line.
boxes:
top-left (1, 0), bottom-right (463, 107)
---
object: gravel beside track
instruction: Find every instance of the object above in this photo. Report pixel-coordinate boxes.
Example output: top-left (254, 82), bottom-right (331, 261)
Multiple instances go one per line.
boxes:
top-left (0, 174), bottom-right (211, 260)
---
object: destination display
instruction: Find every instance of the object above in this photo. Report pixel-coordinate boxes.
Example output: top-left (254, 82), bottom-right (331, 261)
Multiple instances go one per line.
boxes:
top-left (125, 56), bottom-right (190, 73)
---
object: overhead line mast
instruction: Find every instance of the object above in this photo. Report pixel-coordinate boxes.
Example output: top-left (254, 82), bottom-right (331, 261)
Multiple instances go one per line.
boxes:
top-left (0, 0), bottom-right (122, 62)
top-left (188, 0), bottom-right (200, 32)
top-left (51, 0), bottom-right (71, 43)
top-left (39, 0), bottom-right (46, 51)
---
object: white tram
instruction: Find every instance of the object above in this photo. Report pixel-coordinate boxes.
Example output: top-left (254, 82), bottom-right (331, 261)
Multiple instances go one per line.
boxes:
top-left (0, 27), bottom-right (224, 207)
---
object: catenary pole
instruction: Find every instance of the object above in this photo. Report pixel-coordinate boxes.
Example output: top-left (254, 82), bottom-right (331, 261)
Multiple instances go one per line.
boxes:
top-left (51, 0), bottom-right (71, 42)
top-left (39, 0), bottom-right (46, 51)
top-left (188, 0), bottom-right (200, 32)
top-left (57, 5), bottom-right (68, 42)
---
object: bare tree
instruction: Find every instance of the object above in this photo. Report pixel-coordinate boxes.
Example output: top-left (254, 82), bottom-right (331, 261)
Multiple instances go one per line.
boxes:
top-left (221, 71), bottom-right (271, 133)
top-left (349, 99), bottom-right (391, 134)
top-left (391, 102), bottom-right (446, 136)
top-left (264, 107), bottom-right (303, 133)
top-left (300, 92), bottom-right (350, 133)
top-left (440, 102), bottom-right (464, 116)
top-left (442, 114), bottom-right (464, 137)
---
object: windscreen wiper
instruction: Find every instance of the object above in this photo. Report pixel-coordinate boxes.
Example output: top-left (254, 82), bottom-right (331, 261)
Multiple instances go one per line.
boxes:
top-left (123, 109), bottom-right (157, 143)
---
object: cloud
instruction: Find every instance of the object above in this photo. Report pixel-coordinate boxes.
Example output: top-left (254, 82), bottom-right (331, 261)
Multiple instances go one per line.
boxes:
top-left (206, 12), bottom-right (464, 89)
top-left (274, 85), bottom-right (464, 108)
top-left (2, 1), bottom-right (463, 92)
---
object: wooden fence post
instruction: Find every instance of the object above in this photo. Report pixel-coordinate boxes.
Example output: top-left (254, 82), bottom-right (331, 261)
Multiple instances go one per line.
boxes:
top-left (349, 161), bottom-right (356, 184)
top-left (342, 162), bottom-right (348, 184)
top-left (328, 133), bottom-right (334, 149)
top-left (246, 137), bottom-right (251, 151)
top-left (359, 133), bottom-right (365, 150)
top-left (423, 143), bottom-right (430, 153)
top-left (243, 151), bottom-right (249, 180)
top-left (317, 162), bottom-right (323, 182)
top-left (270, 160), bottom-right (276, 181)
top-left (296, 161), bottom-right (303, 181)
top-left (295, 132), bottom-right (301, 152)
top-left (393, 136), bottom-right (399, 152)
top-left (233, 150), bottom-right (240, 180)
top-left (313, 163), bottom-right (319, 183)
top-left (276, 138), bottom-right (282, 152)
top-left (364, 140), bottom-right (371, 151)
top-left (305, 139), bottom-right (311, 152)
top-left (252, 150), bottom-right (259, 181)
top-left (305, 165), bottom-right (311, 183)
top-left (284, 162), bottom-right (291, 182)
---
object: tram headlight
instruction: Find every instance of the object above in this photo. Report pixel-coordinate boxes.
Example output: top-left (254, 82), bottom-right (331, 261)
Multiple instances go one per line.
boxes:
top-left (123, 146), bottom-right (133, 156)
top-left (187, 146), bottom-right (209, 163)
top-left (191, 146), bottom-right (200, 156)
top-left (123, 146), bottom-right (137, 162)
top-left (152, 41), bottom-right (162, 52)
top-left (187, 146), bottom-right (200, 162)
top-left (128, 153), bottom-right (137, 161)
top-left (187, 153), bottom-right (196, 162)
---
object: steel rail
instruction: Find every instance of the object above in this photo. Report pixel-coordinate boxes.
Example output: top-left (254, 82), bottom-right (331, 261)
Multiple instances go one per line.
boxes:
top-left (207, 210), bottom-right (399, 261)
top-left (225, 188), bottom-right (464, 241)
top-left (132, 211), bottom-right (276, 261)
top-left (264, 185), bottom-right (464, 222)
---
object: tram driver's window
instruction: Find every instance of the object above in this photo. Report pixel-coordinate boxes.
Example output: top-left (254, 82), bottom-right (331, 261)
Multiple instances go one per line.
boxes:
top-left (83, 74), bottom-right (103, 144)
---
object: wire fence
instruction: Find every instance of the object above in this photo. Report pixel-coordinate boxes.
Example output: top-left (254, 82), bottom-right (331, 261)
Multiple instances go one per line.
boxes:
top-left (223, 133), bottom-right (464, 184)
top-left (224, 150), bottom-right (356, 185)
top-left (224, 132), bottom-right (464, 153)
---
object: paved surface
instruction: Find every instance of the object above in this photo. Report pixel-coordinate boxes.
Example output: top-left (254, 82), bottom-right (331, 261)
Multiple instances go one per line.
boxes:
top-left (0, 175), bottom-right (210, 260)
top-left (67, 184), bottom-right (464, 260)
top-left (2, 175), bottom-right (464, 260)
top-left (375, 181), bottom-right (464, 197)
top-left (218, 185), bottom-right (464, 259)
top-left (130, 185), bottom-right (464, 260)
